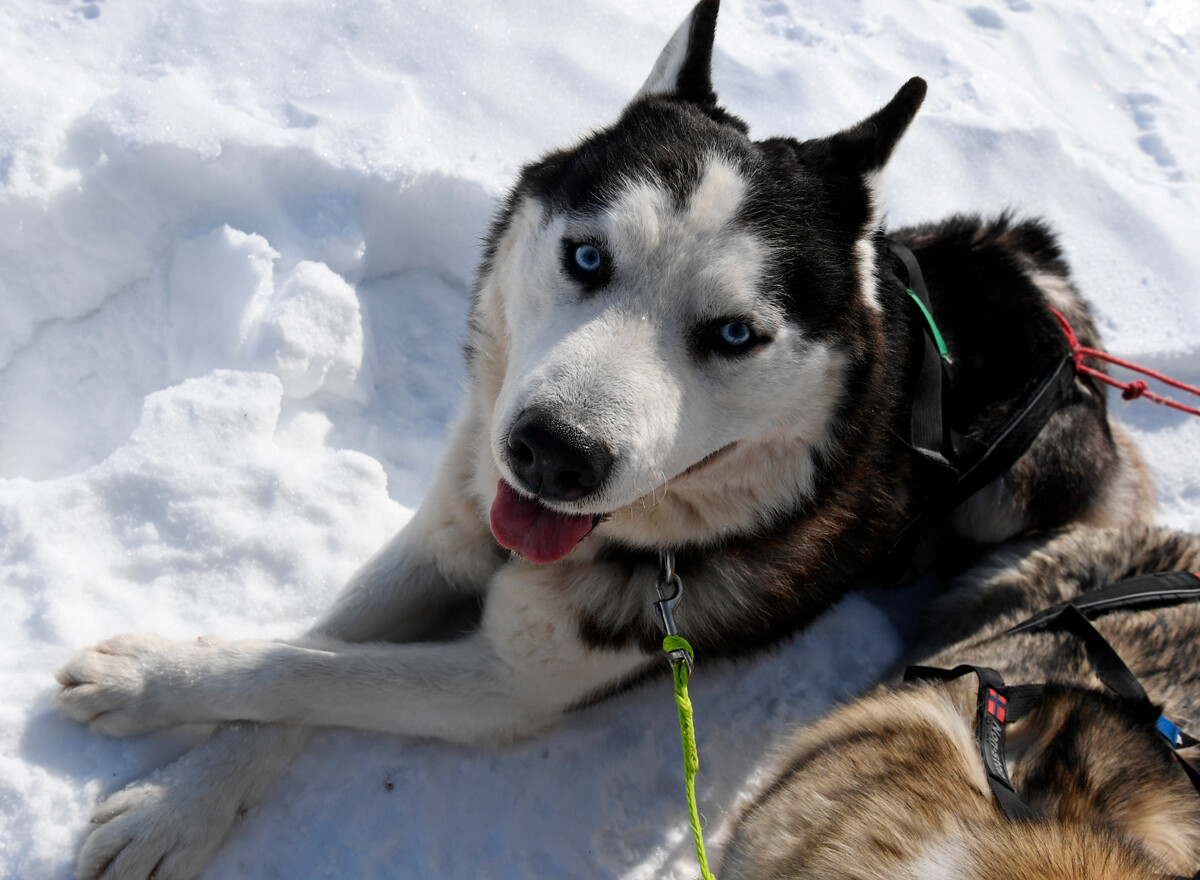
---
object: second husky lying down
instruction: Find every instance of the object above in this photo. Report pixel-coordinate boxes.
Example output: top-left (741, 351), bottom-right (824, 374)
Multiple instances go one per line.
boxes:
top-left (722, 525), bottom-right (1200, 879)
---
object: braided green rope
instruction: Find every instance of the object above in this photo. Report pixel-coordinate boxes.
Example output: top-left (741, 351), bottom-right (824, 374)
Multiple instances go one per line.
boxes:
top-left (662, 634), bottom-right (717, 880)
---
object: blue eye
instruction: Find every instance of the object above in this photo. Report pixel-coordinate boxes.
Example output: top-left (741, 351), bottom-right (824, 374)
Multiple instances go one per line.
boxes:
top-left (562, 239), bottom-right (612, 289)
top-left (700, 318), bottom-right (767, 357)
top-left (573, 244), bottom-right (602, 273)
top-left (719, 321), bottom-right (752, 347)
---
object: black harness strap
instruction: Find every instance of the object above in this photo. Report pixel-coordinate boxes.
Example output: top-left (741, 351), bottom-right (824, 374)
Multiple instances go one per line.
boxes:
top-left (876, 243), bottom-right (1079, 580)
top-left (871, 243), bottom-right (961, 582)
top-left (1007, 575), bottom-right (1200, 806)
top-left (891, 243), bottom-right (958, 493)
top-left (947, 353), bottom-right (1076, 506)
top-left (903, 663), bottom-right (1041, 821)
top-left (1008, 570), bottom-right (1200, 635)
top-left (1006, 571), bottom-right (1200, 712)
top-left (885, 243), bottom-right (1200, 875)
top-left (906, 571), bottom-right (1200, 878)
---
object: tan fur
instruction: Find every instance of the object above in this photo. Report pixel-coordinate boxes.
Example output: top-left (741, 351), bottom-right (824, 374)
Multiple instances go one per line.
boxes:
top-left (1076, 423), bottom-right (1156, 529)
top-left (723, 687), bottom-right (995, 880)
top-left (723, 525), bottom-right (1200, 879)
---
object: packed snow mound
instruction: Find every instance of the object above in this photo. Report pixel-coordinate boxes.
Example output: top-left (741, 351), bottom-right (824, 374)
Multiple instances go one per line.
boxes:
top-left (1, 1), bottom-right (1198, 878)
top-left (168, 226), bottom-right (368, 401)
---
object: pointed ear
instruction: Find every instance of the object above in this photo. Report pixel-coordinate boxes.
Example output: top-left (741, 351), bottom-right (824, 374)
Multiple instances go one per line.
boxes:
top-left (635, 0), bottom-right (721, 104)
top-left (797, 77), bottom-right (927, 176)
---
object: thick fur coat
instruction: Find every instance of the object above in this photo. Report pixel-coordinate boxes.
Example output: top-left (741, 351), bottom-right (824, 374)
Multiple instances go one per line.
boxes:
top-left (723, 525), bottom-right (1200, 880)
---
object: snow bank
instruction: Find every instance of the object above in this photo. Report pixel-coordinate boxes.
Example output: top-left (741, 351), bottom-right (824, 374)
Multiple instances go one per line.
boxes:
top-left (1, 0), bottom-right (1198, 878)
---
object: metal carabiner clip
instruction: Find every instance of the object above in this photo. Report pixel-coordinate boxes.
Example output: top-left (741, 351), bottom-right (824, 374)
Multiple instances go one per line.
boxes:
top-left (655, 550), bottom-right (693, 673)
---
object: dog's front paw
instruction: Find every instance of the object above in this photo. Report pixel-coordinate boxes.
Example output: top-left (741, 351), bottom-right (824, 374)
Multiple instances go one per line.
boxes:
top-left (55, 634), bottom-right (219, 736)
top-left (77, 760), bottom-right (246, 880)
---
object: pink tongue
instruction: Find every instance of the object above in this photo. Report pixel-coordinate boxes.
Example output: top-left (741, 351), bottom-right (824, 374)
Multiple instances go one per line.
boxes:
top-left (489, 479), bottom-right (595, 564)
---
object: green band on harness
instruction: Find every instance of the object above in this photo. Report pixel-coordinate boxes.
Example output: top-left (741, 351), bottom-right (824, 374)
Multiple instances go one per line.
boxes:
top-left (907, 288), bottom-right (950, 360)
top-left (662, 634), bottom-right (717, 880)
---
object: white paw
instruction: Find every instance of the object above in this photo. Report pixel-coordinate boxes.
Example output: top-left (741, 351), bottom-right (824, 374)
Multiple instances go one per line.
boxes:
top-left (76, 756), bottom-right (248, 880)
top-left (54, 633), bottom-right (223, 736)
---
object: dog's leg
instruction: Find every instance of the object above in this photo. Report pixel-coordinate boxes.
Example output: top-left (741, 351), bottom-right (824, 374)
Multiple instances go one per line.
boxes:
top-left (57, 561), bottom-right (655, 743)
top-left (61, 571), bottom-right (468, 880)
top-left (60, 414), bottom-right (507, 880)
top-left (60, 563), bottom-right (649, 880)
top-left (62, 561), bottom-right (475, 880)
top-left (73, 722), bottom-right (307, 880)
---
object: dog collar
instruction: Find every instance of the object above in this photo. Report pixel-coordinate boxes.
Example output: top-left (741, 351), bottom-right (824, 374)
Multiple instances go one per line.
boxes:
top-left (906, 570), bottom-right (1200, 879)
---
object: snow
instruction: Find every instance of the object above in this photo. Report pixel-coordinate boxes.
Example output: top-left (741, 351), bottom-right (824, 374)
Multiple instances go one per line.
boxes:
top-left (2, 0), bottom-right (1198, 877)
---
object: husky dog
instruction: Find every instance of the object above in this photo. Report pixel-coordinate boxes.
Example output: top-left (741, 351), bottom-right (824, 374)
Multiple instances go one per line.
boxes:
top-left (55, 2), bottom-right (1150, 878)
top-left (721, 525), bottom-right (1200, 879)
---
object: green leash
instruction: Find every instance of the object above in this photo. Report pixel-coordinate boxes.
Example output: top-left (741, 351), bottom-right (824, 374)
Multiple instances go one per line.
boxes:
top-left (662, 634), bottom-right (716, 880)
top-left (655, 550), bottom-right (716, 880)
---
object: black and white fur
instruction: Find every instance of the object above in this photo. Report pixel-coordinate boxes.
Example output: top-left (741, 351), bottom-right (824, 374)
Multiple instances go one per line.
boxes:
top-left (54, 3), bottom-right (1151, 878)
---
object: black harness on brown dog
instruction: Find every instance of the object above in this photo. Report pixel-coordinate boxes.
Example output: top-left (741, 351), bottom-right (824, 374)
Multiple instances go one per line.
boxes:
top-left (906, 570), bottom-right (1200, 878)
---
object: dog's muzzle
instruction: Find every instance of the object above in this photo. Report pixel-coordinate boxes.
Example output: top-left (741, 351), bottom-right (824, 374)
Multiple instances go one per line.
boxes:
top-left (504, 407), bottom-right (615, 502)
top-left (489, 408), bottom-right (614, 565)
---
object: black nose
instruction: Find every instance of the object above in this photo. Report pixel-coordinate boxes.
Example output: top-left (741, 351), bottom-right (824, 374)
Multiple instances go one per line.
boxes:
top-left (505, 409), bottom-right (614, 502)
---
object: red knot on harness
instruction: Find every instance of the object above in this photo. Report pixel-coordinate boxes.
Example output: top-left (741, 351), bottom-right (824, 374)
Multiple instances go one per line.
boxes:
top-left (1051, 307), bottom-right (1200, 418)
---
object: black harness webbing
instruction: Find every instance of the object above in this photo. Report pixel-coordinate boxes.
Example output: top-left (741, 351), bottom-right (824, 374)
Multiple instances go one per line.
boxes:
top-left (1008, 570), bottom-right (1200, 635)
top-left (906, 572), bottom-right (1200, 878)
top-left (891, 244), bottom-right (958, 496)
top-left (878, 243), bottom-right (1079, 580)
top-left (902, 661), bottom-right (1043, 822)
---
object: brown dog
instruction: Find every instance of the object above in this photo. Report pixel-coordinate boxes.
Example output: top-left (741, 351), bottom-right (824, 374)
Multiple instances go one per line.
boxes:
top-left (723, 524), bottom-right (1200, 879)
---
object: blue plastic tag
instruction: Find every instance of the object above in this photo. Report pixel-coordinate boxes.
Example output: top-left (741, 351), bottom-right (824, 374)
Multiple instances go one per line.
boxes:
top-left (1157, 715), bottom-right (1183, 748)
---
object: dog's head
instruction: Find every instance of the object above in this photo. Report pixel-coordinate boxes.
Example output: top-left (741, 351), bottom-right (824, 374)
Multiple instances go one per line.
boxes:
top-left (470, 0), bottom-right (926, 563)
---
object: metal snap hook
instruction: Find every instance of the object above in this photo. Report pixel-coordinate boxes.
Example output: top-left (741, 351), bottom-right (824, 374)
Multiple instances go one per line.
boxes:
top-left (655, 550), bottom-right (692, 673)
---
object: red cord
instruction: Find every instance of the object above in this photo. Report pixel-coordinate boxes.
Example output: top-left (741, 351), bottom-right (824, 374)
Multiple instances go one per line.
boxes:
top-left (1049, 307), bottom-right (1200, 418)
